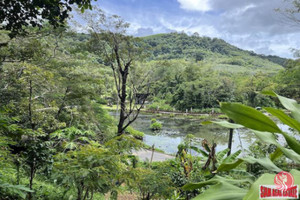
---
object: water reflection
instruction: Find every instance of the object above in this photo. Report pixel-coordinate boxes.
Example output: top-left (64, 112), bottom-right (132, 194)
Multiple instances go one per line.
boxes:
top-left (110, 112), bottom-right (256, 154)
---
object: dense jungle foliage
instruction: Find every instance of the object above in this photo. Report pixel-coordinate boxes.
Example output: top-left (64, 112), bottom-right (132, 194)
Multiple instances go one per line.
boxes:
top-left (0, 3), bottom-right (300, 199)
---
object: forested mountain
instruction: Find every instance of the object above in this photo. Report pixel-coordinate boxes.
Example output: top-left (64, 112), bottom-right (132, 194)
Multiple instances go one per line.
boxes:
top-left (50, 31), bottom-right (292, 111)
top-left (141, 33), bottom-right (286, 68)
top-left (72, 32), bottom-right (286, 71)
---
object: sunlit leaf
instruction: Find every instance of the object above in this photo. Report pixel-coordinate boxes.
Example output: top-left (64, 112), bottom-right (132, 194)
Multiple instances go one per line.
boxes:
top-left (220, 103), bottom-right (282, 133)
top-left (223, 150), bottom-right (241, 163)
top-left (269, 147), bottom-right (283, 161)
top-left (264, 107), bottom-right (300, 133)
top-left (276, 94), bottom-right (300, 122)
top-left (183, 176), bottom-right (250, 200)
top-left (202, 120), bottom-right (244, 129)
top-left (281, 132), bottom-right (300, 155)
top-left (218, 156), bottom-right (282, 172)
top-left (216, 148), bottom-right (230, 162)
top-left (253, 130), bottom-right (300, 163)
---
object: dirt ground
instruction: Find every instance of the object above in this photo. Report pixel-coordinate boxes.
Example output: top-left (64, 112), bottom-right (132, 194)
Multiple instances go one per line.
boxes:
top-left (132, 149), bottom-right (175, 162)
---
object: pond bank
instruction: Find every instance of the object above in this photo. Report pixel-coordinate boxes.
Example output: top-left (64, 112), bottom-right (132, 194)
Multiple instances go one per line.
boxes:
top-left (133, 149), bottom-right (175, 162)
top-left (103, 105), bottom-right (224, 119)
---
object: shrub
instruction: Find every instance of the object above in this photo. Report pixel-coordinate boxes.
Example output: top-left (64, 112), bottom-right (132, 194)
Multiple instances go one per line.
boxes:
top-left (169, 113), bottom-right (175, 118)
top-left (125, 126), bottom-right (144, 140)
top-left (147, 100), bottom-right (174, 111)
top-left (97, 98), bottom-right (108, 105)
top-left (151, 118), bottom-right (157, 123)
top-left (150, 122), bottom-right (162, 131)
top-left (198, 115), bottom-right (209, 120)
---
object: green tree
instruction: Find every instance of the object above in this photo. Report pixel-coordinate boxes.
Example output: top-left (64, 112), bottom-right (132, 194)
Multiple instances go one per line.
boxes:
top-left (80, 8), bottom-right (150, 135)
top-left (276, 59), bottom-right (300, 99)
top-left (0, 0), bottom-right (95, 37)
top-left (54, 144), bottom-right (124, 200)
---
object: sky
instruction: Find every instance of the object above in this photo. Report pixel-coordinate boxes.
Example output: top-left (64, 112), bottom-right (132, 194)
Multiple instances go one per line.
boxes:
top-left (88, 0), bottom-right (300, 58)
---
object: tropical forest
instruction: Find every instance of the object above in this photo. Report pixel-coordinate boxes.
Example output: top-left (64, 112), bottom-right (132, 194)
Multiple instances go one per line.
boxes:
top-left (0, 0), bottom-right (300, 199)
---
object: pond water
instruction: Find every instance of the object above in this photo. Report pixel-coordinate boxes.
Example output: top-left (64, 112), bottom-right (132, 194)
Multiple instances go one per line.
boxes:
top-left (110, 112), bottom-right (258, 155)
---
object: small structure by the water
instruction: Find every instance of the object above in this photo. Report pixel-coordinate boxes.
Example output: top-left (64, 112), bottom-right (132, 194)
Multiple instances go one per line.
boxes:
top-left (135, 93), bottom-right (150, 104)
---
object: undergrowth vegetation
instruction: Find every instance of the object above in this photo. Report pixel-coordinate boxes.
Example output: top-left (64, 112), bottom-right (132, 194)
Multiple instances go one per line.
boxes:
top-left (0, 4), bottom-right (300, 199)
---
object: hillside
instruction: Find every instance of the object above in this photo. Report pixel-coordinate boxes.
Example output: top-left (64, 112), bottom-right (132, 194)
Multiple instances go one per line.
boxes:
top-left (68, 32), bottom-right (286, 73)
top-left (60, 31), bottom-right (289, 110)
top-left (141, 33), bottom-right (286, 73)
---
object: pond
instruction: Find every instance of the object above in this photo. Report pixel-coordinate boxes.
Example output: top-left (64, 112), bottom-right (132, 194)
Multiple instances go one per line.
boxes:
top-left (110, 112), bottom-right (258, 155)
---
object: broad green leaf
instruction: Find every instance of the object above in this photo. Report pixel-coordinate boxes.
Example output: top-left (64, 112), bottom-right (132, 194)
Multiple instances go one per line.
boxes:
top-left (290, 169), bottom-right (300, 186)
top-left (216, 148), bottom-right (230, 162)
top-left (217, 159), bottom-right (243, 172)
top-left (242, 157), bottom-right (282, 172)
top-left (230, 170), bottom-right (255, 179)
top-left (276, 94), bottom-right (300, 122)
top-left (223, 150), bottom-right (241, 163)
top-left (193, 182), bottom-right (247, 200)
top-left (252, 130), bottom-right (277, 145)
top-left (183, 176), bottom-right (249, 200)
top-left (269, 147), bottom-right (283, 161)
top-left (264, 107), bottom-right (300, 133)
top-left (281, 132), bottom-right (300, 155)
top-left (253, 131), bottom-right (300, 163)
top-left (183, 179), bottom-right (218, 191)
top-left (262, 92), bottom-right (300, 121)
top-left (202, 121), bottom-right (244, 129)
top-left (218, 156), bottom-right (282, 172)
top-left (190, 146), bottom-right (208, 157)
top-left (183, 176), bottom-right (251, 190)
top-left (243, 173), bottom-right (275, 200)
top-left (261, 90), bottom-right (276, 97)
top-left (220, 103), bottom-right (282, 133)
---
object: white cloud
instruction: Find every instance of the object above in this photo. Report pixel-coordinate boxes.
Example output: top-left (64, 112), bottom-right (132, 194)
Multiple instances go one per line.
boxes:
top-left (224, 4), bottom-right (257, 18)
top-left (177, 0), bottom-right (211, 12)
top-left (157, 16), bottom-right (219, 36)
top-left (88, 0), bottom-right (300, 58)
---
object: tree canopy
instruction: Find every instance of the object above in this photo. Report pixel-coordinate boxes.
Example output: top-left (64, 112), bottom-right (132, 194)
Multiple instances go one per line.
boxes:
top-left (0, 0), bottom-right (95, 37)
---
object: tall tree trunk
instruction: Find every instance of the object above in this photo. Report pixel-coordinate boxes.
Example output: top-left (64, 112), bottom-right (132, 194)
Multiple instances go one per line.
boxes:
top-left (83, 188), bottom-right (89, 200)
top-left (90, 190), bottom-right (94, 200)
top-left (77, 187), bottom-right (82, 200)
top-left (146, 193), bottom-right (151, 200)
top-left (28, 160), bottom-right (35, 200)
top-left (76, 181), bottom-right (85, 200)
top-left (227, 119), bottom-right (234, 156)
top-left (117, 70), bottom-right (128, 135)
top-left (56, 86), bottom-right (69, 119)
top-left (28, 79), bottom-right (34, 129)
